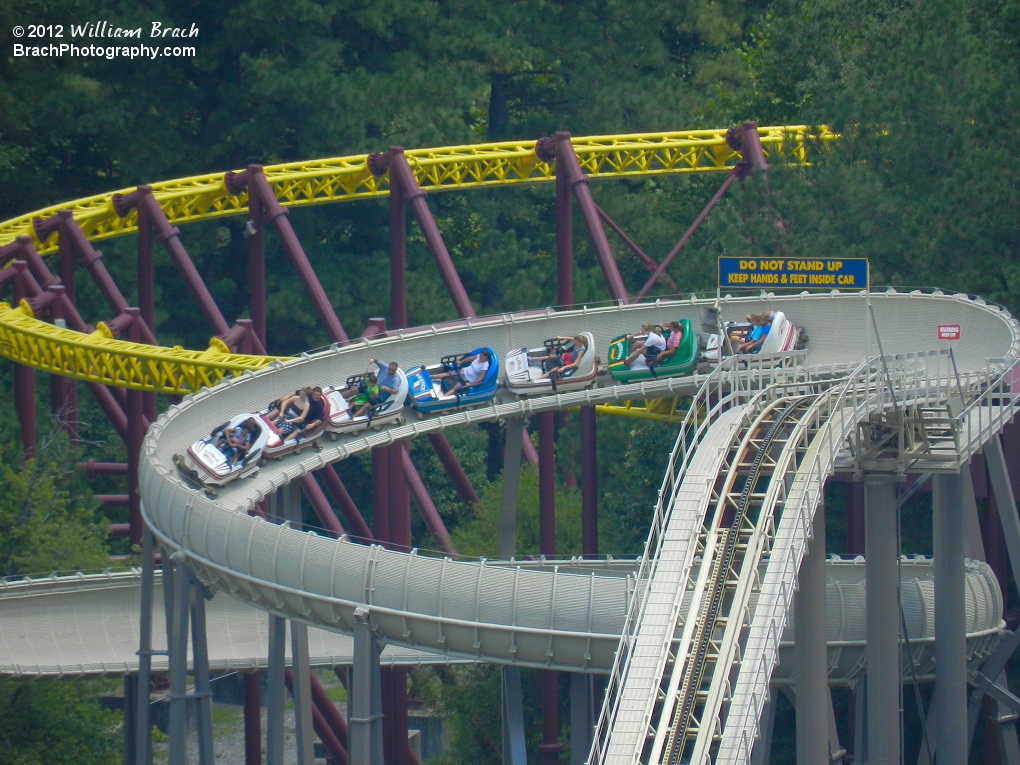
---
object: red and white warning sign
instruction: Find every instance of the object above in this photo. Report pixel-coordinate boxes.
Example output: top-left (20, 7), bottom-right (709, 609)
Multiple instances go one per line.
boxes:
top-left (938, 324), bottom-right (961, 340)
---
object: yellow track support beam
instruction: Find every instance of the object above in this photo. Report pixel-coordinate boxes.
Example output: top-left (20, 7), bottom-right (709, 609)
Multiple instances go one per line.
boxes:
top-left (596, 396), bottom-right (705, 425)
top-left (0, 126), bottom-right (832, 255)
top-left (0, 302), bottom-right (285, 395)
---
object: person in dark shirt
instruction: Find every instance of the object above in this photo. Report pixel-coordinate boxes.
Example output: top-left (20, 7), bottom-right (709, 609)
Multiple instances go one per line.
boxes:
top-left (284, 387), bottom-right (325, 442)
top-left (216, 417), bottom-right (258, 466)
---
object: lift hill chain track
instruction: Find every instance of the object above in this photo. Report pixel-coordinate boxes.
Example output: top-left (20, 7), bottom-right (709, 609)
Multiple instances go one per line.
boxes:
top-left (659, 396), bottom-right (815, 765)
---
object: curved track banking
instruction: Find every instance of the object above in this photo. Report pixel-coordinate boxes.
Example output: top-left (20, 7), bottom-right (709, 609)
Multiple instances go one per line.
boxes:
top-left (0, 557), bottom-right (998, 683)
top-left (136, 291), bottom-right (1017, 673)
top-left (1, 126), bottom-right (1016, 764)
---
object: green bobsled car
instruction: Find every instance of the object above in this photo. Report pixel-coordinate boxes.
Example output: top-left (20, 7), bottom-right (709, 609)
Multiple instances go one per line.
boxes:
top-left (606, 319), bottom-right (699, 382)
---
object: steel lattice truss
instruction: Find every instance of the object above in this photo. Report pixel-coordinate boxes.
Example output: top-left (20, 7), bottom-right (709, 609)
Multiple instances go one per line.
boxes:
top-left (0, 301), bottom-right (281, 394)
top-left (0, 126), bottom-right (832, 256)
top-left (0, 125), bottom-right (831, 393)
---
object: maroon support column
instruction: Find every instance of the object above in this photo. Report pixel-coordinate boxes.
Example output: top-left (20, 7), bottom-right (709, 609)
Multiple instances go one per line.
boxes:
top-left (634, 169), bottom-right (738, 300)
top-left (226, 167), bottom-right (348, 344)
top-left (386, 153), bottom-right (474, 319)
top-left (136, 199), bottom-right (158, 423)
top-left (372, 447), bottom-right (390, 544)
top-left (125, 309), bottom-right (145, 546)
top-left (137, 202), bottom-right (155, 338)
top-left (246, 183), bottom-right (267, 347)
top-left (132, 190), bottom-right (229, 337)
top-left (389, 443), bottom-right (410, 553)
top-left (553, 137), bottom-right (573, 308)
top-left (299, 474), bottom-right (346, 538)
top-left (553, 132), bottom-right (628, 304)
top-left (426, 434), bottom-right (481, 507)
top-left (580, 406), bottom-right (598, 559)
top-left (537, 410), bottom-right (562, 763)
top-left (243, 672), bottom-right (261, 765)
top-left (390, 149), bottom-right (408, 329)
top-left (57, 220), bottom-right (74, 302)
top-left (33, 216), bottom-right (155, 345)
top-left (319, 465), bottom-right (373, 541)
top-left (402, 456), bottom-right (456, 554)
top-left (12, 276), bottom-right (36, 459)
top-left (47, 287), bottom-right (78, 443)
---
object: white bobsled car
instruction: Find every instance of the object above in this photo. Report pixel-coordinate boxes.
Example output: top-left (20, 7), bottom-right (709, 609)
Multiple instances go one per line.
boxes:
top-left (323, 369), bottom-right (409, 439)
top-left (701, 311), bottom-right (805, 362)
top-left (504, 332), bottom-right (598, 395)
top-left (174, 413), bottom-right (270, 496)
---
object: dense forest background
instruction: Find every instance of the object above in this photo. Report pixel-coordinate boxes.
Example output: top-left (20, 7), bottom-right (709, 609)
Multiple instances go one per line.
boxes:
top-left (1, 0), bottom-right (1019, 761)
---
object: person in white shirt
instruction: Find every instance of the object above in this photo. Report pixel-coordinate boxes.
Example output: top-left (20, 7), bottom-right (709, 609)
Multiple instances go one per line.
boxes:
top-left (433, 350), bottom-right (492, 392)
top-left (624, 324), bottom-right (666, 366)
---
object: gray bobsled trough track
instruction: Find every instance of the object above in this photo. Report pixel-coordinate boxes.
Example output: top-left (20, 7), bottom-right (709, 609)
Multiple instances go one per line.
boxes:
top-left (134, 291), bottom-right (1017, 669)
top-left (3, 288), bottom-right (1018, 765)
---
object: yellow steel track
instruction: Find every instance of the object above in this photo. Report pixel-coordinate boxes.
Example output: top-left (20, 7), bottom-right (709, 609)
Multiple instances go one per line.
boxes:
top-left (0, 301), bottom-right (281, 395)
top-left (0, 125), bottom-right (830, 396)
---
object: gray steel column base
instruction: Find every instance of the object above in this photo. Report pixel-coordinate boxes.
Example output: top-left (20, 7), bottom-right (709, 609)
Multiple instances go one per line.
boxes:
top-left (266, 615), bottom-right (287, 765)
top-left (167, 560), bottom-right (191, 765)
top-left (124, 675), bottom-right (138, 765)
top-left (190, 579), bottom-right (215, 765)
top-left (570, 674), bottom-right (593, 765)
top-left (500, 418), bottom-right (524, 560)
top-left (795, 503), bottom-right (828, 764)
top-left (852, 675), bottom-right (867, 765)
top-left (865, 478), bottom-right (900, 765)
top-left (502, 666), bottom-right (528, 765)
top-left (134, 527), bottom-right (155, 765)
top-left (933, 472), bottom-right (968, 764)
top-left (282, 481), bottom-right (315, 765)
top-left (291, 622), bottom-right (315, 765)
top-left (351, 607), bottom-right (384, 765)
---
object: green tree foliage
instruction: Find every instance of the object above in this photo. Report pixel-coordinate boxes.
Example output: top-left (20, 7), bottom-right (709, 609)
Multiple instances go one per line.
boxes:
top-left (713, 0), bottom-right (1020, 307)
top-left (3, 0), bottom-right (1020, 761)
top-left (0, 448), bottom-right (110, 576)
top-left (0, 681), bottom-right (121, 765)
top-left (0, 376), bottom-right (122, 765)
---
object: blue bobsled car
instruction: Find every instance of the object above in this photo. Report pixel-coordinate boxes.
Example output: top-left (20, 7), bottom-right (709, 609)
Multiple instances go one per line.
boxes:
top-left (405, 347), bottom-right (500, 415)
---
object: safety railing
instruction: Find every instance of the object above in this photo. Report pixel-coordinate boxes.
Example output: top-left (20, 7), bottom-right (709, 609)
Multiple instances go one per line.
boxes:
top-left (588, 350), bottom-right (809, 762)
top-left (716, 349), bottom-right (1007, 763)
top-left (952, 357), bottom-right (1020, 464)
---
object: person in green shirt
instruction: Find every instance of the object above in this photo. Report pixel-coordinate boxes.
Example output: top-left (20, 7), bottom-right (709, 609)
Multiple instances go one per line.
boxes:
top-left (349, 373), bottom-right (380, 418)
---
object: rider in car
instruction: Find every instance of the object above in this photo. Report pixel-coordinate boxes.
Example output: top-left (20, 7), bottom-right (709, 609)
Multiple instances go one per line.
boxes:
top-left (433, 349), bottom-right (492, 393)
top-left (283, 387), bottom-right (326, 442)
top-left (624, 323), bottom-right (666, 367)
top-left (268, 388), bottom-right (309, 436)
top-left (650, 321), bottom-right (684, 366)
top-left (215, 417), bottom-right (258, 467)
top-left (369, 358), bottom-right (401, 401)
top-left (736, 313), bottom-right (772, 354)
top-left (347, 373), bottom-right (381, 419)
top-left (537, 335), bottom-right (589, 379)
